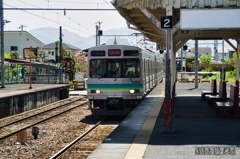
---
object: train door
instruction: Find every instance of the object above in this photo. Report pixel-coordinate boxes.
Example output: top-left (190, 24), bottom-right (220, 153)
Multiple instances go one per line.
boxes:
top-left (154, 57), bottom-right (157, 85)
top-left (148, 59), bottom-right (150, 91)
top-left (144, 59), bottom-right (146, 94)
top-left (151, 60), bottom-right (153, 88)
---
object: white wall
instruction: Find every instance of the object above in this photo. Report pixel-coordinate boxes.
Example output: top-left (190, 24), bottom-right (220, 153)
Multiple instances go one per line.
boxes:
top-left (4, 32), bottom-right (43, 59)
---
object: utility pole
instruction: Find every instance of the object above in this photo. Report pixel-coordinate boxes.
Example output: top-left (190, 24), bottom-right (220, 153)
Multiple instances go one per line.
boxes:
top-left (221, 40), bottom-right (225, 81)
top-left (95, 21), bottom-right (102, 46)
top-left (19, 25), bottom-right (26, 31)
top-left (59, 26), bottom-right (62, 63)
top-left (0, 0), bottom-right (5, 88)
top-left (195, 40), bottom-right (198, 88)
top-left (59, 26), bottom-right (62, 83)
top-left (95, 24), bottom-right (98, 46)
top-left (214, 40), bottom-right (218, 61)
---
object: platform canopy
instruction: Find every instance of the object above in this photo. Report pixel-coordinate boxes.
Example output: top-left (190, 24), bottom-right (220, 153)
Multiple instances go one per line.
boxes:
top-left (112, 0), bottom-right (240, 52)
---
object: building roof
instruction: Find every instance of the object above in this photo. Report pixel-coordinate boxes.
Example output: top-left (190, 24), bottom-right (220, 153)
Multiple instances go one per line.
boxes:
top-left (5, 31), bottom-right (44, 45)
top-left (190, 47), bottom-right (212, 54)
top-left (42, 42), bottom-right (80, 50)
top-left (4, 58), bottom-right (56, 69)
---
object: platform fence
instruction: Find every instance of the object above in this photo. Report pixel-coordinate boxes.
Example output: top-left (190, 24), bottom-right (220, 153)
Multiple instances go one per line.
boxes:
top-left (0, 63), bottom-right (68, 84)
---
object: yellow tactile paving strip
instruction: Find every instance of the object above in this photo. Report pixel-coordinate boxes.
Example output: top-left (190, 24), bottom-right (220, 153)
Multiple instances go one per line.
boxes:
top-left (124, 89), bottom-right (165, 159)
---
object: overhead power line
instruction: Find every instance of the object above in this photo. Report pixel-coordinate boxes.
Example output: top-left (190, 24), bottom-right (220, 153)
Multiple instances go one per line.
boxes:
top-left (4, 8), bottom-right (116, 11)
top-left (9, 1), bottom-right (94, 32)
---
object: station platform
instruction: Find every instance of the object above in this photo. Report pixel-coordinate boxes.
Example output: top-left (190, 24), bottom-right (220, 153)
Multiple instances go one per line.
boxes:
top-left (0, 84), bottom-right (70, 118)
top-left (88, 82), bottom-right (240, 159)
top-left (0, 84), bottom-right (70, 97)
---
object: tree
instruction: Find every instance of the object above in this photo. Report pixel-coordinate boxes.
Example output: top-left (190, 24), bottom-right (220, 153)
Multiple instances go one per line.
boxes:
top-left (55, 41), bottom-right (59, 63)
top-left (220, 58), bottom-right (229, 64)
top-left (73, 50), bottom-right (88, 78)
top-left (2, 52), bottom-right (23, 83)
top-left (200, 54), bottom-right (212, 64)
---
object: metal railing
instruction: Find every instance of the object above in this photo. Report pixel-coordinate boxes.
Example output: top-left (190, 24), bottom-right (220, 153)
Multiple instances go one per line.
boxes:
top-left (0, 63), bottom-right (68, 84)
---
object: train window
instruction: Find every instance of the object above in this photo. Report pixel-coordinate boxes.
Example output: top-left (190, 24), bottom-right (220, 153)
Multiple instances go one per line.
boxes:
top-left (124, 50), bottom-right (138, 56)
top-left (89, 59), bottom-right (140, 78)
top-left (89, 59), bottom-right (107, 78)
top-left (91, 51), bottom-right (105, 56)
top-left (108, 50), bottom-right (121, 56)
top-left (108, 59), bottom-right (121, 78)
top-left (123, 59), bottom-right (140, 78)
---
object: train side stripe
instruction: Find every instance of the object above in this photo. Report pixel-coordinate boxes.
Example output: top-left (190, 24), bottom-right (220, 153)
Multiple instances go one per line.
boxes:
top-left (87, 84), bottom-right (143, 92)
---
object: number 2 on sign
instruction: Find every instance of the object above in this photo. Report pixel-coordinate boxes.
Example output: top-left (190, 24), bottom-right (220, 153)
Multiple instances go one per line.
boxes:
top-left (164, 19), bottom-right (170, 28)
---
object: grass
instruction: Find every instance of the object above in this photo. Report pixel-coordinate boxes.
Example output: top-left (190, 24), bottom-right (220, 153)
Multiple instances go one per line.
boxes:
top-left (201, 71), bottom-right (238, 82)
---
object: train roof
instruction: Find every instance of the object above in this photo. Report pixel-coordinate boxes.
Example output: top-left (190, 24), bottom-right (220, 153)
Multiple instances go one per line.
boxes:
top-left (105, 38), bottom-right (134, 45)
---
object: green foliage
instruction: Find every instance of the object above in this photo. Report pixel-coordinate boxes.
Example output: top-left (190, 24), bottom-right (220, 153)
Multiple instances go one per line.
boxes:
top-left (201, 67), bottom-right (213, 78)
top-left (226, 69), bottom-right (236, 79)
top-left (232, 52), bottom-right (239, 59)
top-left (186, 57), bottom-right (195, 65)
top-left (1, 52), bottom-right (20, 60)
top-left (55, 41), bottom-right (59, 55)
top-left (186, 57), bottom-right (195, 71)
top-left (200, 54), bottom-right (212, 64)
top-left (220, 58), bottom-right (229, 64)
top-left (73, 51), bottom-right (88, 78)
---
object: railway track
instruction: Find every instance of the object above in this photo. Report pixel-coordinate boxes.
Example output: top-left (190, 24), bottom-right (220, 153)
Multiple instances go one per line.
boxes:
top-left (0, 96), bottom-right (88, 140)
top-left (50, 118), bottom-right (105, 159)
top-left (49, 117), bottom-right (122, 159)
top-left (0, 96), bottom-right (120, 159)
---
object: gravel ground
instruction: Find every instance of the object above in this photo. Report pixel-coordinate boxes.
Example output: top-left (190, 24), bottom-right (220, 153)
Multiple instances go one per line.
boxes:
top-left (0, 99), bottom-right (118, 159)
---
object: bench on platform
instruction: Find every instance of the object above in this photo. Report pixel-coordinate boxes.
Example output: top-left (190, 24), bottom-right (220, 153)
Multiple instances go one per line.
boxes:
top-left (207, 81), bottom-right (227, 107)
top-left (193, 79), bottom-right (200, 83)
top-left (215, 84), bottom-right (239, 119)
top-left (181, 78), bottom-right (190, 83)
top-left (201, 79), bottom-right (218, 100)
top-left (201, 79), bottom-right (210, 83)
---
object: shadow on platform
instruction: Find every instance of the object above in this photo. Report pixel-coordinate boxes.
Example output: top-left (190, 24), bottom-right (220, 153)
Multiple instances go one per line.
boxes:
top-left (149, 96), bottom-right (240, 146)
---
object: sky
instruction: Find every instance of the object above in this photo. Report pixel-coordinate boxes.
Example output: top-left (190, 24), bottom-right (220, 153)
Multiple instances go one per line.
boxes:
top-left (3, 0), bottom-right (237, 54)
top-left (3, 0), bottom-right (127, 37)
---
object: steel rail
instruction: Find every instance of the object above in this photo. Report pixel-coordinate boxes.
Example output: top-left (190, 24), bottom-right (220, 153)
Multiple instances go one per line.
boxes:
top-left (0, 101), bottom-right (88, 141)
top-left (0, 97), bottom-right (84, 130)
top-left (49, 118), bottom-right (106, 159)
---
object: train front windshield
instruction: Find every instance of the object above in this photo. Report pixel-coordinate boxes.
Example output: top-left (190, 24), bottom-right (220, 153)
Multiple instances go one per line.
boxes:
top-left (90, 59), bottom-right (140, 78)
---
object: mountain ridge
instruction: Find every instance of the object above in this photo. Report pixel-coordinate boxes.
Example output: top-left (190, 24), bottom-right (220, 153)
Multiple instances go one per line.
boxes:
top-left (28, 27), bottom-right (141, 50)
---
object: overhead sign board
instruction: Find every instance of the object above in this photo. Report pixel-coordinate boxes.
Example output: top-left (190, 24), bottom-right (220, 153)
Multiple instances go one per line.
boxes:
top-left (180, 9), bottom-right (240, 30)
top-left (178, 30), bottom-right (203, 37)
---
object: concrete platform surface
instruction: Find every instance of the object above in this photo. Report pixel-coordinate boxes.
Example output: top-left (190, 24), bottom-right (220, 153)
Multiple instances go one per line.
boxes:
top-left (88, 82), bottom-right (240, 159)
top-left (0, 84), bottom-right (70, 98)
top-left (69, 90), bottom-right (87, 96)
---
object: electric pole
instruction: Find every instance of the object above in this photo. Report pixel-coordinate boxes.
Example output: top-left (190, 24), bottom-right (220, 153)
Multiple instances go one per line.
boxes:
top-left (59, 26), bottom-right (62, 63)
top-left (95, 21), bottom-right (102, 46)
top-left (19, 25), bottom-right (26, 31)
top-left (1, 0), bottom-right (5, 88)
top-left (214, 40), bottom-right (218, 61)
top-left (59, 26), bottom-right (62, 83)
top-left (95, 25), bottom-right (98, 46)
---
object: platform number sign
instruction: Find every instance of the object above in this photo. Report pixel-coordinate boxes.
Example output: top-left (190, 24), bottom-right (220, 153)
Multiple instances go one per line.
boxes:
top-left (161, 16), bottom-right (173, 29)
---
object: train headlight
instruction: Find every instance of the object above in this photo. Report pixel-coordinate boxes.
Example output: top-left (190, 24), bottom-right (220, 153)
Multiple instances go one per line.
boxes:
top-left (129, 89), bottom-right (135, 94)
top-left (91, 89), bottom-right (101, 94)
top-left (129, 89), bottom-right (140, 94)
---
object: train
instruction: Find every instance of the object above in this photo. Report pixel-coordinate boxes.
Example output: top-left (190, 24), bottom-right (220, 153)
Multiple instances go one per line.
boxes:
top-left (87, 40), bottom-right (164, 116)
